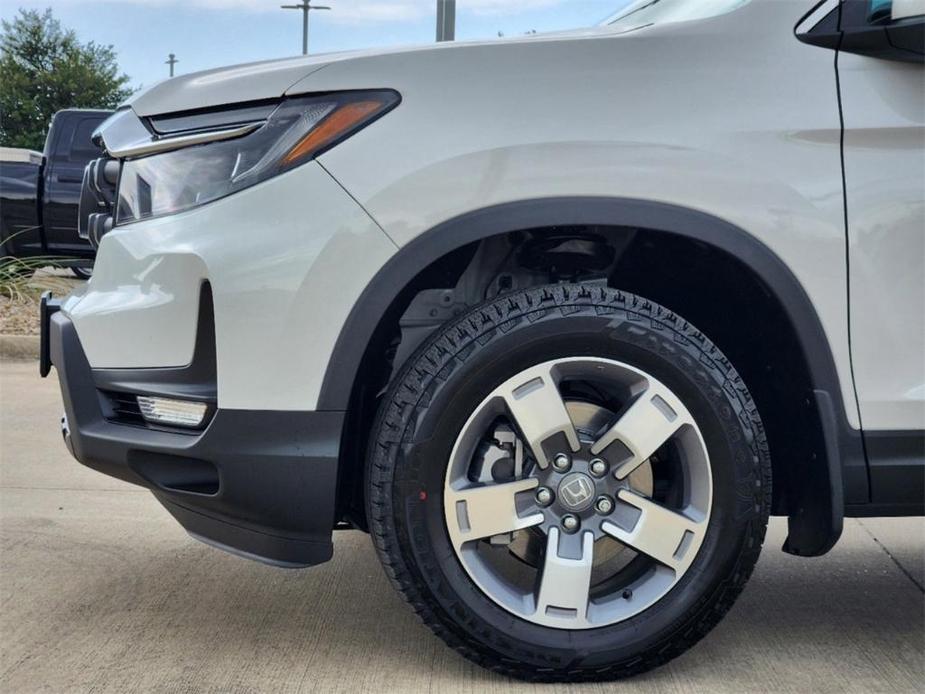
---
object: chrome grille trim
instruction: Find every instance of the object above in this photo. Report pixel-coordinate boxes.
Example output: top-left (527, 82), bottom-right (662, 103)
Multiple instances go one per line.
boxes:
top-left (93, 107), bottom-right (262, 159)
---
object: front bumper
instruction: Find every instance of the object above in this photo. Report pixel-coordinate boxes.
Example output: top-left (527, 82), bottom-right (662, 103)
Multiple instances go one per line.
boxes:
top-left (43, 306), bottom-right (343, 568)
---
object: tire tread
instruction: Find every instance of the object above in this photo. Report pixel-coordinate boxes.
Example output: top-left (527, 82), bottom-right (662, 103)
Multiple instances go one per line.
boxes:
top-left (367, 284), bottom-right (771, 682)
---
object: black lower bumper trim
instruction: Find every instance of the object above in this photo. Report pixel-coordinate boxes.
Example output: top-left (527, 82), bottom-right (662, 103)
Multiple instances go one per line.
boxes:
top-left (39, 292), bottom-right (61, 378)
top-left (48, 311), bottom-right (344, 568)
top-left (166, 501), bottom-right (333, 568)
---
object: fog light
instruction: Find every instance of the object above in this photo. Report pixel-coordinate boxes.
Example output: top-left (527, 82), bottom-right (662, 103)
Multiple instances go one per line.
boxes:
top-left (137, 396), bottom-right (208, 428)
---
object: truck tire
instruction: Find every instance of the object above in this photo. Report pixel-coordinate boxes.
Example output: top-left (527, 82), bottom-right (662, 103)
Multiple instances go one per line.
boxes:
top-left (367, 284), bottom-right (771, 681)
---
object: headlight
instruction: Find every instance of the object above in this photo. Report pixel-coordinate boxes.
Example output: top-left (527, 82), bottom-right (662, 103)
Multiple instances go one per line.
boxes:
top-left (115, 90), bottom-right (399, 225)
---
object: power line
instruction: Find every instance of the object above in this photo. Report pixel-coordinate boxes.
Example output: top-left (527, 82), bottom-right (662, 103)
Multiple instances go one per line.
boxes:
top-left (280, 1), bottom-right (331, 55)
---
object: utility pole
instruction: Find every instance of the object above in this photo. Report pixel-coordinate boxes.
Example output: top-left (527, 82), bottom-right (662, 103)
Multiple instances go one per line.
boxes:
top-left (281, 1), bottom-right (331, 55)
top-left (436, 0), bottom-right (456, 42)
top-left (165, 53), bottom-right (178, 77)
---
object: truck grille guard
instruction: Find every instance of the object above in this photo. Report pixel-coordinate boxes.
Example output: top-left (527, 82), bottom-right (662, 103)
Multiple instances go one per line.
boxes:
top-left (77, 157), bottom-right (118, 248)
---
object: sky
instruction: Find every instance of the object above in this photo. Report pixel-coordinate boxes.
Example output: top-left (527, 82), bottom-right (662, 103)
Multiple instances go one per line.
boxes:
top-left (1, 1), bottom-right (631, 90)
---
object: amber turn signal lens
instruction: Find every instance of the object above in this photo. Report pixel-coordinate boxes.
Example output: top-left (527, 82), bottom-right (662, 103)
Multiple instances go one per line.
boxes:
top-left (282, 99), bottom-right (386, 167)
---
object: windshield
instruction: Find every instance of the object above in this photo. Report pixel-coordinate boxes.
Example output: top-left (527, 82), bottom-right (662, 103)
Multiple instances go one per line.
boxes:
top-left (601, 0), bottom-right (752, 30)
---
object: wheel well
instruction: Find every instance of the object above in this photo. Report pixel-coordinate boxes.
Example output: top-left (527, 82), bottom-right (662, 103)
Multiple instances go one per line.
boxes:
top-left (335, 222), bottom-right (839, 554)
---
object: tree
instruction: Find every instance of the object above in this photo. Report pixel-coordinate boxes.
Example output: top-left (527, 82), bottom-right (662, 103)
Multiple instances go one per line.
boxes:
top-left (0, 8), bottom-right (131, 150)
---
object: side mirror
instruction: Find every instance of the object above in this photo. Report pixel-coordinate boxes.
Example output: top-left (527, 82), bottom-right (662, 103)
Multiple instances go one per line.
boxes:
top-left (797, 0), bottom-right (924, 63)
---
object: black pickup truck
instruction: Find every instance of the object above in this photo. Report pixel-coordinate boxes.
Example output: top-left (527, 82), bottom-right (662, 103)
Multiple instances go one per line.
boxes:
top-left (0, 109), bottom-right (111, 278)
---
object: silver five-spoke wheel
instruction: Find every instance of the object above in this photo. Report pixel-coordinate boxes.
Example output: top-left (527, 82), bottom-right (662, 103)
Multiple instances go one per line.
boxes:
top-left (444, 357), bottom-right (712, 629)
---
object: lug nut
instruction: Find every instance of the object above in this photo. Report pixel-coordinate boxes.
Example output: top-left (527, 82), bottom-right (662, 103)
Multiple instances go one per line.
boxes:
top-left (595, 496), bottom-right (614, 515)
top-left (561, 514), bottom-right (580, 532)
top-left (552, 453), bottom-right (571, 472)
top-left (589, 458), bottom-right (608, 477)
top-left (535, 487), bottom-right (553, 506)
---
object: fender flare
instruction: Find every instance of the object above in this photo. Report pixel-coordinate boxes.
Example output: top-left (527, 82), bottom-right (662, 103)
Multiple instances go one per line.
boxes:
top-left (320, 196), bottom-right (863, 554)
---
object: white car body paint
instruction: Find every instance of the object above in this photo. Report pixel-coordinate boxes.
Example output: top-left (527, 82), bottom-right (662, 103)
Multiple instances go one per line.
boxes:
top-left (839, 53), bottom-right (925, 430)
top-left (892, 0), bottom-right (925, 20)
top-left (68, 162), bottom-right (396, 410)
top-left (64, 0), bottom-right (925, 434)
top-left (309, 0), bottom-right (857, 426)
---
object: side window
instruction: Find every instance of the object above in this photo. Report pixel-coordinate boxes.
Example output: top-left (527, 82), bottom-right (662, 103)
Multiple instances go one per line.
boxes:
top-left (68, 118), bottom-right (104, 162)
top-left (868, 0), bottom-right (894, 24)
top-left (842, 0), bottom-right (925, 27)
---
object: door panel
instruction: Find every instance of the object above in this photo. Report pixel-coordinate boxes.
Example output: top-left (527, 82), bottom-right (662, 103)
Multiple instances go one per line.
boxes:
top-left (840, 52), bottom-right (925, 430)
top-left (43, 115), bottom-right (105, 256)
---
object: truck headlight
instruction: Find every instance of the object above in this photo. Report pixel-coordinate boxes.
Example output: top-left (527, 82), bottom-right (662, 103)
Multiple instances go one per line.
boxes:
top-left (115, 90), bottom-right (399, 225)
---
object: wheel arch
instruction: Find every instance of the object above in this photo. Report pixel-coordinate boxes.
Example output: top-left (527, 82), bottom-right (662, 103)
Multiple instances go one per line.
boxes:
top-left (321, 197), bottom-right (865, 556)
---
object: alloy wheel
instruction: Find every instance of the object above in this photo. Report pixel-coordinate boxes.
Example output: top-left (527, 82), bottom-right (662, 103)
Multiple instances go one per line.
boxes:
top-left (444, 357), bottom-right (712, 629)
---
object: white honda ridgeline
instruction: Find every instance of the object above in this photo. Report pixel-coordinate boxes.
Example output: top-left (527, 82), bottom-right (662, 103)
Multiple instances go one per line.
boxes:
top-left (41, 0), bottom-right (923, 681)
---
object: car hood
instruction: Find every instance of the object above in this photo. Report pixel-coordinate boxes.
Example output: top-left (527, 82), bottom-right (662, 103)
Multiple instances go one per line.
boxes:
top-left (126, 26), bottom-right (617, 117)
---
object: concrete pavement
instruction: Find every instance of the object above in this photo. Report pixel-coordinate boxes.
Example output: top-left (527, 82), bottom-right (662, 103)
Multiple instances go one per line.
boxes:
top-left (1, 359), bottom-right (923, 693)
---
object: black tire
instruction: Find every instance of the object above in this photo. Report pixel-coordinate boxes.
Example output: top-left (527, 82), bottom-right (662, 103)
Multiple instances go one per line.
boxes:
top-left (367, 284), bottom-right (771, 682)
top-left (71, 266), bottom-right (93, 280)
